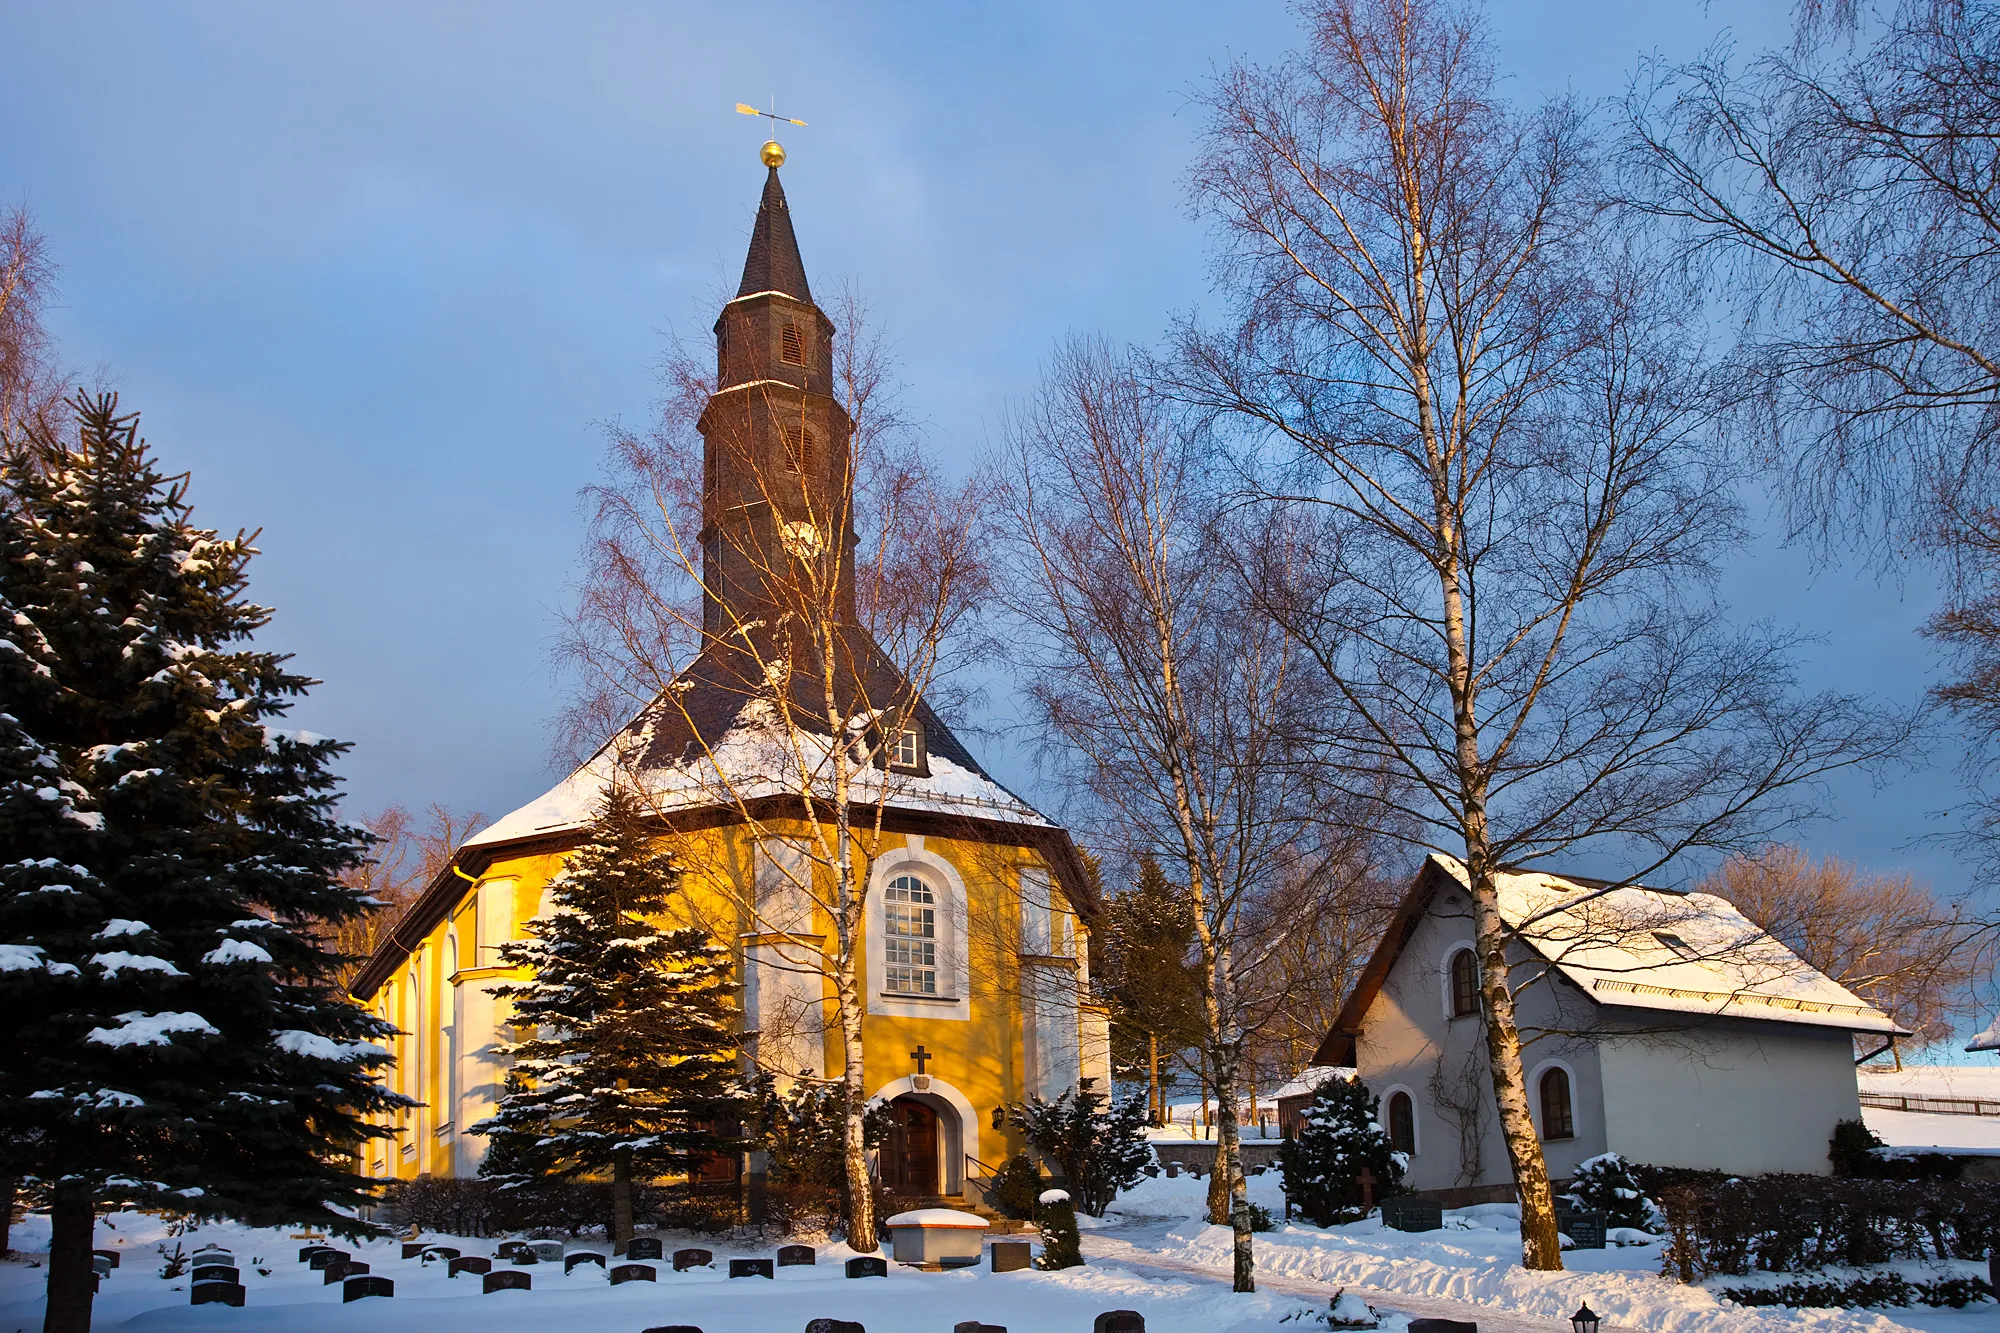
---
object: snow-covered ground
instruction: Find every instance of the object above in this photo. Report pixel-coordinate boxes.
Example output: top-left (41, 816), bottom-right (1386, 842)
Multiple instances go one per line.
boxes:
top-left (0, 1208), bottom-right (1329, 1333)
top-left (1094, 1172), bottom-right (1996, 1333)
top-left (3, 1176), bottom-right (1992, 1333)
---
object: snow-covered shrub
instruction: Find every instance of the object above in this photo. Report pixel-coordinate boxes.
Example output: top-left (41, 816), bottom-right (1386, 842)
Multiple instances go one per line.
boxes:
top-left (988, 1152), bottom-right (1046, 1220)
top-left (1277, 1075), bottom-right (1405, 1226)
top-left (1036, 1188), bottom-right (1082, 1269)
top-left (1562, 1152), bottom-right (1656, 1230)
top-left (1009, 1086), bottom-right (1151, 1216)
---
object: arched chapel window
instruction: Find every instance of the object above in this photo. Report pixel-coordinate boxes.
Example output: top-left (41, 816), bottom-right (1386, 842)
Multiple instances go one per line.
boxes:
top-left (883, 873), bottom-right (938, 996)
top-left (1539, 1067), bottom-right (1574, 1141)
top-left (1386, 1091), bottom-right (1416, 1155)
top-left (1449, 948), bottom-right (1480, 1018)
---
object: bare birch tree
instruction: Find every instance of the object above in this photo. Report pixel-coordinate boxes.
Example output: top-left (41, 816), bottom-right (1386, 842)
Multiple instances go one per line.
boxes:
top-left (994, 336), bottom-right (1376, 1292)
top-left (1180, 0), bottom-right (1907, 1269)
top-left (0, 204), bottom-right (69, 444)
top-left (562, 286), bottom-right (993, 1249)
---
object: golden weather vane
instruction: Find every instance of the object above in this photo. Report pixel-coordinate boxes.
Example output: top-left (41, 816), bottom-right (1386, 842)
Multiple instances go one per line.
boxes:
top-left (736, 101), bottom-right (806, 168)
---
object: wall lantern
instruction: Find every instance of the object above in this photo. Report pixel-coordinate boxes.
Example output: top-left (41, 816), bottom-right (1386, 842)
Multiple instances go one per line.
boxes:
top-left (1569, 1304), bottom-right (1600, 1333)
top-left (991, 1106), bottom-right (1005, 1130)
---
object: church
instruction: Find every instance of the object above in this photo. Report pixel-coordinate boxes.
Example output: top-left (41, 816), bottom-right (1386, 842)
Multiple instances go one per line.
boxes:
top-left (349, 142), bottom-right (1108, 1210)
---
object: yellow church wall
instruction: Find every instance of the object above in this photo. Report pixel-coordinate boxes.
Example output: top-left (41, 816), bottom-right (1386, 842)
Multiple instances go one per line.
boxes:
top-left (361, 823), bottom-right (1094, 1197)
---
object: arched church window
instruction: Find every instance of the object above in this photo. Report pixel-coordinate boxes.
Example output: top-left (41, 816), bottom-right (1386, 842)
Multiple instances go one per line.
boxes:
top-left (883, 873), bottom-right (938, 995)
top-left (781, 322), bottom-right (806, 366)
top-left (1386, 1090), bottom-right (1416, 1154)
top-left (1449, 947), bottom-right (1480, 1018)
top-left (1539, 1066), bottom-right (1574, 1140)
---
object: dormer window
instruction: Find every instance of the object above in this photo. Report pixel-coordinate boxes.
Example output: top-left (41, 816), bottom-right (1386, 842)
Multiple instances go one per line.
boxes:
top-left (892, 726), bottom-right (920, 770)
top-left (781, 322), bottom-right (805, 366)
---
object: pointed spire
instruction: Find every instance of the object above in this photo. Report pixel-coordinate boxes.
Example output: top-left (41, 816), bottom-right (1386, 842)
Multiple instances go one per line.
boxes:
top-left (736, 166), bottom-right (813, 305)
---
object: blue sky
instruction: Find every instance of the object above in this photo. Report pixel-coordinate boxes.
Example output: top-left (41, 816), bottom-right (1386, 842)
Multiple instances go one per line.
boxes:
top-left (2, 1), bottom-right (1971, 899)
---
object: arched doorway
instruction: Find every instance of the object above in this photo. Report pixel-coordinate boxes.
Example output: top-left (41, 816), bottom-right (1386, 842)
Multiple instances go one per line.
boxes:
top-left (883, 1096), bottom-right (940, 1196)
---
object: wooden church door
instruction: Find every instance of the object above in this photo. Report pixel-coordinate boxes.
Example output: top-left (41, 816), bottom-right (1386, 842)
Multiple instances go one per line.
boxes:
top-left (887, 1098), bottom-right (939, 1196)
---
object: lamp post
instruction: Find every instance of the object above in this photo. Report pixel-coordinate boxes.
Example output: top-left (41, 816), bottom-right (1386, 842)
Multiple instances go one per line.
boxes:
top-left (1570, 1303), bottom-right (1601, 1333)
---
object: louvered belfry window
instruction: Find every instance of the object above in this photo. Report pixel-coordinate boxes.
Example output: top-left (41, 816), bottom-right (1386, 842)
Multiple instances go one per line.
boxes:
top-left (783, 424), bottom-right (816, 473)
top-left (781, 322), bottom-right (805, 366)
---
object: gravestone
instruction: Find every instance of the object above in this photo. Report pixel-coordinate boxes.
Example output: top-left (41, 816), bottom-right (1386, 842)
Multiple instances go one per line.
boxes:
top-left (192, 1247), bottom-right (232, 1263)
top-left (93, 1249), bottom-right (120, 1269)
top-left (641, 1327), bottom-right (706, 1333)
top-left (449, 1256), bottom-right (492, 1278)
top-left (1094, 1313), bottom-right (1145, 1333)
top-left (299, 1245), bottom-right (335, 1264)
top-left (325, 1259), bottom-right (369, 1284)
top-left (806, 1321), bottom-right (865, 1333)
top-left (990, 1241), bottom-right (1032, 1273)
top-left (843, 1256), bottom-right (887, 1279)
top-left (1407, 1320), bottom-right (1476, 1333)
top-left (729, 1257), bottom-right (775, 1279)
top-left (528, 1240), bottom-right (564, 1262)
top-left (190, 1281), bottom-right (244, 1307)
top-left (402, 1242), bottom-right (430, 1259)
top-left (674, 1248), bottom-right (714, 1272)
top-left (565, 1251), bottom-right (607, 1274)
top-left (610, 1263), bottom-right (657, 1285)
top-left (343, 1275), bottom-right (395, 1301)
top-left (483, 1269), bottom-right (532, 1293)
top-left (625, 1237), bottom-right (664, 1261)
top-left (1563, 1212), bottom-right (1607, 1250)
top-left (192, 1265), bottom-right (239, 1285)
top-left (1379, 1197), bottom-right (1444, 1233)
top-left (494, 1241), bottom-right (528, 1260)
top-left (422, 1245), bottom-right (462, 1262)
top-left (92, 1256), bottom-right (113, 1278)
top-left (308, 1249), bottom-right (350, 1271)
top-left (777, 1244), bottom-right (817, 1267)
top-left (955, 1323), bottom-right (1007, 1333)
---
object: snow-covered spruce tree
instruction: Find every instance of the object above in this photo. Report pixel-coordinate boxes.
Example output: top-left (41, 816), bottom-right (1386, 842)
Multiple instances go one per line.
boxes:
top-left (1009, 1084), bottom-right (1152, 1217)
top-left (1562, 1153), bottom-right (1656, 1231)
top-left (1278, 1076), bottom-right (1405, 1227)
top-left (1036, 1187), bottom-right (1083, 1270)
top-left (477, 787), bottom-right (744, 1248)
top-left (0, 393), bottom-right (401, 1333)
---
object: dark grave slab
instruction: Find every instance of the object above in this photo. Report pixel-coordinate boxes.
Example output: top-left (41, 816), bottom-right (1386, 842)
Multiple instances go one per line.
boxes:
top-left (299, 1244), bottom-right (335, 1264)
top-left (324, 1260), bottom-right (370, 1284)
top-left (729, 1258), bottom-right (775, 1279)
top-left (307, 1249), bottom-right (350, 1271)
top-left (1094, 1313), bottom-right (1144, 1333)
top-left (641, 1327), bottom-right (706, 1333)
top-left (673, 1248), bottom-right (713, 1272)
top-left (343, 1275), bottom-right (394, 1302)
top-left (92, 1256), bottom-right (113, 1277)
top-left (449, 1256), bottom-right (492, 1278)
top-left (955, 1323), bottom-right (1007, 1333)
top-left (1407, 1321), bottom-right (1475, 1333)
top-left (777, 1244), bottom-right (817, 1267)
top-left (990, 1241), bottom-right (1032, 1273)
top-left (402, 1242), bottom-right (430, 1259)
top-left (422, 1245), bottom-right (462, 1262)
top-left (565, 1251), bottom-right (607, 1274)
top-left (483, 1269), bottom-right (532, 1293)
top-left (494, 1241), bottom-right (528, 1260)
top-left (843, 1256), bottom-right (887, 1279)
top-left (93, 1249), bottom-right (120, 1269)
top-left (1562, 1212), bottom-right (1606, 1250)
top-left (625, 1237), bottom-right (664, 1261)
top-left (190, 1281), bottom-right (244, 1307)
top-left (610, 1263), bottom-right (657, 1285)
top-left (192, 1265), bottom-right (239, 1285)
top-left (1379, 1197), bottom-right (1444, 1233)
top-left (806, 1321), bottom-right (865, 1333)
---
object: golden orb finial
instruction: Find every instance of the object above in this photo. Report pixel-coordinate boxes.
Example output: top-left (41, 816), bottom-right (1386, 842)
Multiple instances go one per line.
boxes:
top-left (760, 139), bottom-right (786, 168)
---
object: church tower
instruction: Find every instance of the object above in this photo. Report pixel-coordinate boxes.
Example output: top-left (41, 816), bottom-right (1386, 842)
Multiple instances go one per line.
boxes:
top-left (697, 147), bottom-right (856, 636)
